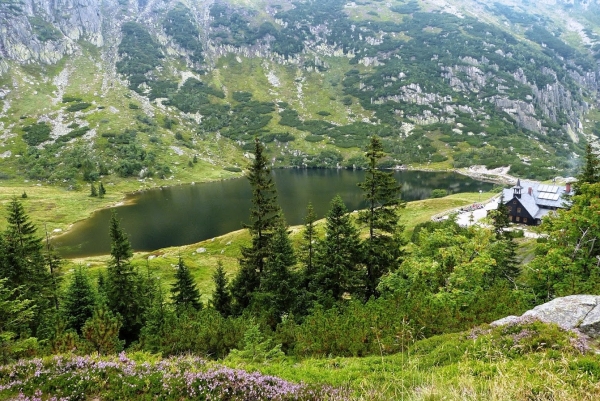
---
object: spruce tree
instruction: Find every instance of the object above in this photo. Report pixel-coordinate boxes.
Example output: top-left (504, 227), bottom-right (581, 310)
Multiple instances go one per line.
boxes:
top-left (488, 194), bottom-right (511, 240)
top-left (171, 256), bottom-right (202, 310)
top-left (105, 212), bottom-right (141, 343)
top-left (98, 182), bottom-right (106, 198)
top-left (0, 198), bottom-right (53, 332)
top-left (357, 136), bottom-right (405, 299)
top-left (255, 216), bottom-right (298, 325)
top-left (212, 261), bottom-right (232, 317)
top-left (311, 195), bottom-right (362, 308)
top-left (231, 137), bottom-right (280, 314)
top-left (300, 203), bottom-right (318, 287)
top-left (90, 182), bottom-right (98, 197)
top-left (578, 144), bottom-right (599, 185)
top-left (61, 267), bottom-right (97, 334)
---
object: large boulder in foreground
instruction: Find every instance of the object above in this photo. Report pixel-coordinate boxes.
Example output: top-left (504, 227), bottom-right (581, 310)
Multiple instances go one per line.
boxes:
top-left (492, 295), bottom-right (600, 338)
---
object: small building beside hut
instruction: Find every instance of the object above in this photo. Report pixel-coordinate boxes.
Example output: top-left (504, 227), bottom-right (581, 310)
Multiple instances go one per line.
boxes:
top-left (500, 179), bottom-right (571, 226)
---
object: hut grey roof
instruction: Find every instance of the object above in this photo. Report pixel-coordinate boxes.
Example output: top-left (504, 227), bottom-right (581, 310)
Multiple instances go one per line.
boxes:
top-left (502, 180), bottom-right (569, 219)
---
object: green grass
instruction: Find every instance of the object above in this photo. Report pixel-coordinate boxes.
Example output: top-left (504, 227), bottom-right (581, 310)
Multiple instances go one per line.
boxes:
top-left (223, 320), bottom-right (600, 400)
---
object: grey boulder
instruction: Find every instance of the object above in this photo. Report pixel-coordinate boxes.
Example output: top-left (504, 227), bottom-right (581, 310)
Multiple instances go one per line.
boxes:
top-left (491, 295), bottom-right (600, 338)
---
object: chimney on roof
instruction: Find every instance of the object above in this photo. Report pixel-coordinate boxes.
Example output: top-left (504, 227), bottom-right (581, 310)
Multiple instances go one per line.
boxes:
top-left (528, 187), bottom-right (533, 196)
top-left (566, 182), bottom-right (571, 193)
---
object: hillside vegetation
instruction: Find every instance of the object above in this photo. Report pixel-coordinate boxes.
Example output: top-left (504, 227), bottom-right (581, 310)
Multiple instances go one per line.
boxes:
top-left (0, 0), bottom-right (599, 198)
top-left (1, 138), bottom-right (600, 399)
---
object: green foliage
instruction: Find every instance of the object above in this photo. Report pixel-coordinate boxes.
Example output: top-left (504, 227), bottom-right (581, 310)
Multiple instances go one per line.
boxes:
top-left (90, 182), bottom-right (98, 197)
top-left (164, 4), bottom-right (203, 64)
top-left (66, 102), bottom-right (91, 112)
top-left (98, 182), bottom-right (106, 198)
top-left (61, 267), bottom-right (97, 334)
top-left (22, 122), bottom-right (51, 146)
top-left (431, 189), bottom-right (448, 198)
top-left (0, 278), bottom-right (37, 363)
top-left (105, 212), bottom-right (144, 343)
top-left (171, 257), bottom-right (202, 310)
top-left (116, 22), bottom-right (163, 92)
top-left (311, 195), bottom-right (362, 308)
top-left (61, 95), bottom-right (82, 103)
top-left (0, 198), bottom-right (54, 334)
top-left (357, 136), bottom-right (406, 298)
top-left (231, 139), bottom-right (281, 314)
top-left (526, 182), bottom-right (600, 301)
top-left (253, 217), bottom-right (298, 326)
top-left (577, 144), bottom-right (599, 185)
top-left (166, 78), bottom-right (224, 113)
top-left (82, 306), bottom-right (123, 355)
top-left (226, 320), bottom-right (284, 363)
top-left (212, 262), bottom-right (232, 317)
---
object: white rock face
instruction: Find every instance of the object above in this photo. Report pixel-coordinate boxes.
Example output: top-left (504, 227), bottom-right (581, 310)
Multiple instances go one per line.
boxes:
top-left (492, 295), bottom-right (600, 338)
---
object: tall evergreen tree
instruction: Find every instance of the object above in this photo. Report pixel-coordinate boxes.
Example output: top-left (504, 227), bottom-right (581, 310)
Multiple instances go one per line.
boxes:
top-left (61, 267), bottom-right (96, 334)
top-left (488, 194), bottom-right (511, 240)
top-left (212, 262), bottom-right (232, 317)
top-left (231, 137), bottom-right (280, 314)
top-left (578, 144), bottom-right (599, 185)
top-left (105, 212), bottom-right (141, 343)
top-left (0, 198), bottom-right (53, 332)
top-left (300, 203), bottom-right (318, 287)
top-left (98, 182), bottom-right (106, 198)
top-left (90, 182), bottom-right (98, 197)
top-left (254, 216), bottom-right (298, 325)
top-left (171, 256), bottom-right (202, 310)
top-left (311, 195), bottom-right (362, 308)
top-left (357, 136), bottom-right (405, 299)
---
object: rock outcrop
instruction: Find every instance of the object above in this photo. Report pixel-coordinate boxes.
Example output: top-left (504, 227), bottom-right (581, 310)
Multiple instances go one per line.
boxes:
top-left (492, 295), bottom-right (600, 338)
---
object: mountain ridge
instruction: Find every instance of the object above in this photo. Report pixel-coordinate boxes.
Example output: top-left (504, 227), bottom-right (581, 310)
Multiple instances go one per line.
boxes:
top-left (0, 0), bottom-right (599, 186)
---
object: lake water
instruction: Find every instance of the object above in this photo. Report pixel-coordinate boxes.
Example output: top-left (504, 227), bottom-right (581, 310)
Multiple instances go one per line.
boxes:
top-left (53, 169), bottom-right (493, 258)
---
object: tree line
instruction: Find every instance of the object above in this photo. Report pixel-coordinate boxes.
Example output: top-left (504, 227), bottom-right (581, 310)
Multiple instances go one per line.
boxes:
top-left (1, 138), bottom-right (599, 361)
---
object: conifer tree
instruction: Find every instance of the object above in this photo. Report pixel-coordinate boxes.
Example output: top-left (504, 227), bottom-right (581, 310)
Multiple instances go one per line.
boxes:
top-left (90, 182), bottom-right (98, 197)
top-left (171, 256), bottom-right (202, 310)
top-left (61, 267), bottom-right (96, 334)
top-left (0, 198), bottom-right (53, 332)
top-left (488, 194), bottom-right (511, 240)
top-left (212, 261), bottom-right (232, 317)
top-left (105, 212), bottom-right (141, 343)
top-left (254, 216), bottom-right (298, 325)
top-left (231, 137), bottom-right (280, 313)
top-left (300, 203), bottom-right (318, 287)
top-left (357, 136), bottom-right (405, 299)
top-left (82, 306), bottom-right (123, 355)
top-left (311, 195), bottom-right (362, 308)
top-left (98, 182), bottom-right (106, 198)
top-left (578, 144), bottom-right (599, 185)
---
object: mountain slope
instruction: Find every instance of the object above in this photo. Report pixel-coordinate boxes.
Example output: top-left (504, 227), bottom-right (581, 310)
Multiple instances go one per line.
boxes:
top-left (0, 0), bottom-right (599, 186)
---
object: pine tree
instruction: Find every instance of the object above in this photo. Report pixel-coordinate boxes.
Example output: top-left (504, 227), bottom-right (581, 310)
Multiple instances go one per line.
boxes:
top-left (211, 261), bottom-right (232, 317)
top-left (488, 194), bottom-right (511, 240)
top-left (300, 203), bottom-right (318, 287)
top-left (311, 195), bottom-right (362, 308)
top-left (61, 267), bottom-right (97, 334)
top-left (231, 137), bottom-right (280, 314)
top-left (0, 198), bottom-right (53, 332)
top-left (98, 182), bottom-right (106, 198)
top-left (105, 212), bottom-right (141, 343)
top-left (357, 136), bottom-right (405, 299)
top-left (171, 256), bottom-right (202, 310)
top-left (254, 216), bottom-right (298, 325)
top-left (578, 144), bottom-right (599, 185)
top-left (82, 306), bottom-right (123, 355)
top-left (90, 182), bottom-right (98, 197)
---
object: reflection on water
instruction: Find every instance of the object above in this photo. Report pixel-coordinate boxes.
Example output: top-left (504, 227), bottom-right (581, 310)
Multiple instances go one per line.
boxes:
top-left (53, 169), bottom-right (493, 257)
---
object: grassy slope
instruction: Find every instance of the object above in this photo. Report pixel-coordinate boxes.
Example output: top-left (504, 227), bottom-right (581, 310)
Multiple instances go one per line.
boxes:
top-left (221, 321), bottom-right (600, 400)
